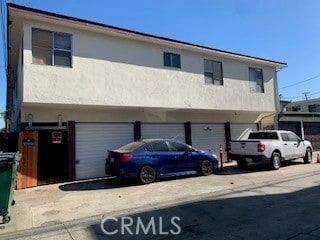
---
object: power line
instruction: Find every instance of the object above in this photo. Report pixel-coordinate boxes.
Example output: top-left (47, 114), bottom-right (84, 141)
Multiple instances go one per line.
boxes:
top-left (281, 91), bottom-right (320, 101)
top-left (279, 74), bottom-right (320, 90)
top-left (310, 91), bottom-right (320, 96)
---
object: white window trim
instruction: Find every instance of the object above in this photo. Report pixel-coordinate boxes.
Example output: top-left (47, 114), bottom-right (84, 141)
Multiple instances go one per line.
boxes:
top-left (204, 59), bottom-right (223, 86)
top-left (32, 28), bottom-right (72, 68)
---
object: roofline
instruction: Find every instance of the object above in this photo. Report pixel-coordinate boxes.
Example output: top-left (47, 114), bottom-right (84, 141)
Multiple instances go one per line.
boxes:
top-left (280, 112), bottom-right (320, 118)
top-left (7, 3), bottom-right (287, 68)
top-left (287, 97), bottom-right (320, 105)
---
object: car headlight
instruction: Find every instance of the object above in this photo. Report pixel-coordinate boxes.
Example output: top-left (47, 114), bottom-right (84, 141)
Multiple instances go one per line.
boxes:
top-left (212, 154), bottom-right (217, 159)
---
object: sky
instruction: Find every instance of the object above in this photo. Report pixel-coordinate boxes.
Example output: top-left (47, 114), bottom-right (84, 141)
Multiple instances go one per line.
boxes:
top-left (1, 0), bottom-right (320, 128)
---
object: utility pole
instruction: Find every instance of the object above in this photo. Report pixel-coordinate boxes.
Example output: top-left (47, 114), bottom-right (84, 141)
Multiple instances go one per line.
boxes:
top-left (302, 92), bottom-right (310, 100)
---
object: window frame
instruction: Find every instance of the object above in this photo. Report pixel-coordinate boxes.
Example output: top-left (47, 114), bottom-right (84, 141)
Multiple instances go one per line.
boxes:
top-left (249, 67), bottom-right (264, 93)
top-left (204, 59), bottom-right (223, 86)
top-left (308, 104), bottom-right (320, 112)
top-left (163, 52), bottom-right (181, 69)
top-left (32, 28), bottom-right (72, 68)
top-left (168, 141), bottom-right (191, 152)
top-left (287, 132), bottom-right (300, 142)
top-left (291, 106), bottom-right (301, 112)
top-left (280, 133), bottom-right (289, 142)
top-left (151, 141), bottom-right (170, 152)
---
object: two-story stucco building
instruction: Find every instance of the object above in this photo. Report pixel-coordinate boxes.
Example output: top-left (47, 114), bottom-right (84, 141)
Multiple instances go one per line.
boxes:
top-left (6, 4), bottom-right (286, 184)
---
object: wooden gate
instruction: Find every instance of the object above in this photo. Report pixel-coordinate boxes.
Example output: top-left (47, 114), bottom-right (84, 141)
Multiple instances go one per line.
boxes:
top-left (17, 131), bottom-right (38, 189)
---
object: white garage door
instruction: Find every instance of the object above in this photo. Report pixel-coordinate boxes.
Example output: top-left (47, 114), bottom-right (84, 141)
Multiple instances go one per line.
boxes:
top-left (231, 123), bottom-right (257, 140)
top-left (141, 123), bottom-right (185, 142)
top-left (191, 124), bottom-right (225, 155)
top-left (76, 123), bottom-right (134, 180)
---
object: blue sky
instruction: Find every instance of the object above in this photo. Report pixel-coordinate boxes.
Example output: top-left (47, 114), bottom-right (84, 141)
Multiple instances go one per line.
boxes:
top-left (1, 0), bottom-right (320, 128)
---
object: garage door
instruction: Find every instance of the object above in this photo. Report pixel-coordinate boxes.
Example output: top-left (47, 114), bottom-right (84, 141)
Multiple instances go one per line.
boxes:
top-left (231, 123), bottom-right (257, 140)
top-left (304, 122), bottom-right (320, 150)
top-left (191, 124), bottom-right (225, 154)
top-left (141, 123), bottom-right (185, 142)
top-left (75, 123), bottom-right (134, 180)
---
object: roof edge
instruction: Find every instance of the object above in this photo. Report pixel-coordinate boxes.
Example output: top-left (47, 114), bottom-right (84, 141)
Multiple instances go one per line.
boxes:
top-left (8, 3), bottom-right (287, 68)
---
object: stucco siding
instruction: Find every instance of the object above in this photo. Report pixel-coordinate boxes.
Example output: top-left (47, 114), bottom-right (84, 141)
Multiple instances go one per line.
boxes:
top-left (21, 20), bottom-right (276, 112)
top-left (21, 105), bottom-right (262, 124)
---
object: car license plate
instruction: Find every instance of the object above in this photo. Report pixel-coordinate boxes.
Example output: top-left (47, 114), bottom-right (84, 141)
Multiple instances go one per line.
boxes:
top-left (245, 158), bottom-right (252, 162)
top-left (110, 158), bottom-right (114, 164)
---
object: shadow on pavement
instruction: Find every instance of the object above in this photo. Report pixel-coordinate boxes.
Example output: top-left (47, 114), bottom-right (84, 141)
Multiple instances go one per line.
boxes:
top-left (81, 185), bottom-right (320, 240)
top-left (58, 177), bottom-right (136, 191)
top-left (58, 175), bottom-right (201, 191)
top-left (219, 160), bottom-right (306, 175)
top-left (2, 180), bottom-right (320, 239)
top-left (59, 160), bottom-right (308, 191)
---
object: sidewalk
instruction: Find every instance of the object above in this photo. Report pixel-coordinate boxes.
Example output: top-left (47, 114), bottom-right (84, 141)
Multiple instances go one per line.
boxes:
top-left (0, 153), bottom-right (319, 239)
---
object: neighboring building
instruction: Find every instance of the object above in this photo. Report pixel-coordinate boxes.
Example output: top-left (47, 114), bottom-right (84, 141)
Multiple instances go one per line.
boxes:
top-left (279, 98), bottom-right (320, 150)
top-left (6, 4), bottom-right (286, 183)
top-left (284, 98), bottom-right (320, 113)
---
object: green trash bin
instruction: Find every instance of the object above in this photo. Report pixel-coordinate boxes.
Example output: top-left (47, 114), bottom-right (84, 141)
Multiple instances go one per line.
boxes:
top-left (0, 152), bottom-right (21, 224)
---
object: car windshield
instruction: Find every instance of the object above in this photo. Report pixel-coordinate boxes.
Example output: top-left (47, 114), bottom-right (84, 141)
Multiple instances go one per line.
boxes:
top-left (117, 141), bottom-right (145, 151)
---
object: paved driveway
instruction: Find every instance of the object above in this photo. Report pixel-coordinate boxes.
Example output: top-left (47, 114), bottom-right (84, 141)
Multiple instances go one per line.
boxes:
top-left (1, 156), bottom-right (320, 239)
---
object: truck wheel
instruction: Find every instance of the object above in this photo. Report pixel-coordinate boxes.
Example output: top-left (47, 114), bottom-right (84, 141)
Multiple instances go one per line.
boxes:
top-left (237, 159), bottom-right (248, 169)
top-left (270, 152), bottom-right (281, 170)
top-left (303, 148), bottom-right (312, 164)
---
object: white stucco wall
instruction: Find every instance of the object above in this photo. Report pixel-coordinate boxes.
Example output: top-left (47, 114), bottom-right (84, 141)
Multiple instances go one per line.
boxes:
top-left (11, 39), bottom-right (23, 130)
top-left (21, 20), bottom-right (277, 113)
top-left (21, 105), bottom-right (262, 124)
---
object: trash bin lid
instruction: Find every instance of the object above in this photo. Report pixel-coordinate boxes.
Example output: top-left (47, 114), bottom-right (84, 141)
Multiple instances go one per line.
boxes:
top-left (0, 152), bottom-right (21, 161)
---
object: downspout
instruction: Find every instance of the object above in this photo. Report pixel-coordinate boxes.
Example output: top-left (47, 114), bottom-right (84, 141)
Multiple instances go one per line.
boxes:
top-left (273, 69), bottom-right (280, 130)
top-left (259, 112), bottom-right (276, 130)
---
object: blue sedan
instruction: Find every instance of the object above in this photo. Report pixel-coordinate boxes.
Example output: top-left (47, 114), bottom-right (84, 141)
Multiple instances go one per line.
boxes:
top-left (105, 139), bottom-right (219, 184)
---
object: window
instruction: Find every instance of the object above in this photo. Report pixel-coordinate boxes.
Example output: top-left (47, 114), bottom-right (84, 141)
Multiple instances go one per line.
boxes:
top-left (291, 106), bottom-right (301, 112)
top-left (163, 52), bottom-right (181, 68)
top-left (118, 141), bottom-right (145, 151)
top-left (287, 133), bottom-right (300, 142)
top-left (204, 59), bottom-right (223, 85)
top-left (151, 141), bottom-right (169, 152)
top-left (308, 104), bottom-right (320, 112)
top-left (32, 28), bottom-right (72, 67)
top-left (249, 67), bottom-right (264, 93)
top-left (168, 142), bottom-right (190, 152)
top-left (280, 133), bottom-right (289, 141)
top-left (248, 132), bottom-right (278, 140)
top-left (144, 144), bottom-right (153, 152)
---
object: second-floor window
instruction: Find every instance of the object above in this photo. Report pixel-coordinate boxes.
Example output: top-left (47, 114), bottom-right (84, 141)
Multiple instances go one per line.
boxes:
top-left (204, 59), bottom-right (223, 85)
top-left (32, 28), bottom-right (72, 67)
top-left (309, 104), bottom-right (320, 112)
top-left (249, 67), bottom-right (264, 93)
top-left (290, 106), bottom-right (301, 112)
top-left (163, 52), bottom-right (181, 68)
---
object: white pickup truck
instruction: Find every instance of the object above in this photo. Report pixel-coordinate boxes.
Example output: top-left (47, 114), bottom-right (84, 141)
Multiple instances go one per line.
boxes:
top-left (229, 130), bottom-right (313, 169)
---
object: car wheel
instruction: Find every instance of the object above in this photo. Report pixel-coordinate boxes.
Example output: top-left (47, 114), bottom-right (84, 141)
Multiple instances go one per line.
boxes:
top-left (270, 152), bottom-right (281, 170)
top-left (237, 159), bottom-right (248, 169)
top-left (139, 166), bottom-right (156, 184)
top-left (200, 160), bottom-right (214, 176)
top-left (304, 148), bottom-right (312, 164)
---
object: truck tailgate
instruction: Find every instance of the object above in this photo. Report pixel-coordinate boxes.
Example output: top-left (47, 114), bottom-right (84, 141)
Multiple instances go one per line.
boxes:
top-left (230, 140), bottom-right (260, 155)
